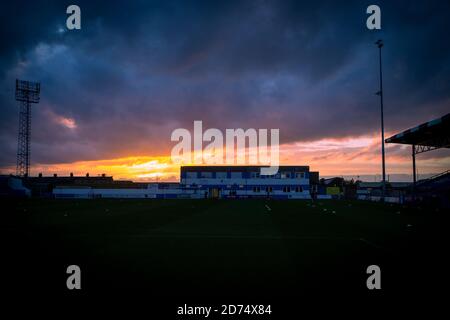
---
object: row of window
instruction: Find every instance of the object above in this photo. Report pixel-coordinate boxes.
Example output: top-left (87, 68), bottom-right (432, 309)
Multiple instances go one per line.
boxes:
top-left (186, 184), bottom-right (305, 192)
top-left (252, 186), bottom-right (304, 193)
top-left (186, 172), bottom-right (306, 179)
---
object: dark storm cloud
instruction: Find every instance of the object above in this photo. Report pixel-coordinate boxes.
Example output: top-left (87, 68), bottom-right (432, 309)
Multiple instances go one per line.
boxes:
top-left (0, 0), bottom-right (449, 166)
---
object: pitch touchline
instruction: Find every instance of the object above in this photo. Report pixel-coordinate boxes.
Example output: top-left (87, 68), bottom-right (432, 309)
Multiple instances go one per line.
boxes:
top-left (125, 234), bottom-right (381, 244)
top-left (65, 233), bottom-right (384, 249)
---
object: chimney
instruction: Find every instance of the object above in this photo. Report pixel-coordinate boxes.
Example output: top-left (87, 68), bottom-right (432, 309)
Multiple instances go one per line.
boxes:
top-left (70, 172), bottom-right (74, 177)
top-left (86, 173), bottom-right (89, 177)
top-left (53, 173), bottom-right (57, 177)
top-left (38, 173), bottom-right (42, 178)
top-left (102, 173), bottom-right (106, 177)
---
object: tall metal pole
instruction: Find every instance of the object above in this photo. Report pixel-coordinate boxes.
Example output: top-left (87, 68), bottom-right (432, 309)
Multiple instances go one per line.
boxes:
top-left (412, 144), bottom-right (416, 200)
top-left (16, 99), bottom-right (31, 177)
top-left (15, 79), bottom-right (40, 177)
top-left (376, 39), bottom-right (386, 199)
top-left (412, 145), bottom-right (416, 185)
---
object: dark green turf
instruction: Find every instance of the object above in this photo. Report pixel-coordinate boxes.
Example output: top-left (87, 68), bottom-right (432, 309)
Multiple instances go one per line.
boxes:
top-left (1, 198), bottom-right (443, 297)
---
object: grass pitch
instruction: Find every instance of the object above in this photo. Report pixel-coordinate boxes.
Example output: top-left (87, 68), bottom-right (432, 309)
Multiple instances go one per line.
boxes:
top-left (1, 198), bottom-right (442, 298)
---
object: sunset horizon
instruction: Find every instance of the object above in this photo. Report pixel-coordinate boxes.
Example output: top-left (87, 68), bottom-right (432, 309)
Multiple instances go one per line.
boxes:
top-left (1, 131), bottom-right (448, 181)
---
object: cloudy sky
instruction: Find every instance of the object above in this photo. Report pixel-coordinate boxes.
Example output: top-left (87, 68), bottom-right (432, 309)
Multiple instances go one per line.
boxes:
top-left (1, 0), bottom-right (449, 181)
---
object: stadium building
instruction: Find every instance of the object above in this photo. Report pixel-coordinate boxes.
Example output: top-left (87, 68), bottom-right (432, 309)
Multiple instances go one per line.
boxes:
top-left (51, 165), bottom-right (315, 199)
top-left (180, 166), bottom-right (312, 199)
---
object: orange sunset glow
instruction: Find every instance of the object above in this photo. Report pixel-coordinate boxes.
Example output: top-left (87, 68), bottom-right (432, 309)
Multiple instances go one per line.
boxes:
top-left (1, 134), bottom-right (448, 181)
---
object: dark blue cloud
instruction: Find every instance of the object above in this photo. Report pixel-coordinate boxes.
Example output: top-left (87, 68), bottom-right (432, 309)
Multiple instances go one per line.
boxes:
top-left (0, 0), bottom-right (449, 166)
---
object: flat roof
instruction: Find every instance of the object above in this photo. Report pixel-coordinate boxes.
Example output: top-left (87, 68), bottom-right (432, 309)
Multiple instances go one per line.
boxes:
top-left (181, 165), bottom-right (309, 172)
top-left (385, 113), bottom-right (450, 147)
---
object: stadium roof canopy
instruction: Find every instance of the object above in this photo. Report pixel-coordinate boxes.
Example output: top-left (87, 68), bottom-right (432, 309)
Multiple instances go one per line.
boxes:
top-left (385, 113), bottom-right (450, 153)
top-left (385, 113), bottom-right (450, 184)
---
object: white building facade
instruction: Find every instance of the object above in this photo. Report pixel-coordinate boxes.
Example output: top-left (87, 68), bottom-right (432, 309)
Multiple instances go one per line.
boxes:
top-left (53, 166), bottom-right (312, 199)
top-left (180, 166), bottom-right (311, 199)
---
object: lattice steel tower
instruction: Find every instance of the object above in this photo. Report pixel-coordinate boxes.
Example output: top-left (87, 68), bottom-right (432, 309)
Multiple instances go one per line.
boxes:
top-left (15, 79), bottom-right (40, 177)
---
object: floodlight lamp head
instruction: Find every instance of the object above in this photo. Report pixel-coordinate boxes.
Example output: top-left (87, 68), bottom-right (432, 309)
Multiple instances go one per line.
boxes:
top-left (15, 79), bottom-right (41, 103)
top-left (375, 39), bottom-right (383, 48)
